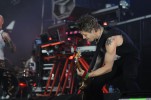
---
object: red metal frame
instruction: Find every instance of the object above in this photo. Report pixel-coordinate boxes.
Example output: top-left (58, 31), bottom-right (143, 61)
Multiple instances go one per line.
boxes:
top-left (42, 52), bottom-right (108, 96)
top-left (44, 64), bottom-right (55, 95)
top-left (49, 62), bottom-right (61, 95)
top-left (61, 60), bottom-right (74, 94)
top-left (55, 57), bottom-right (69, 96)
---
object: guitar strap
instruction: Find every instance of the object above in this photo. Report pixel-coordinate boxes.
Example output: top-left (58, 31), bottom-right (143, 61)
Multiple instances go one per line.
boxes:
top-left (88, 27), bottom-right (115, 72)
top-left (88, 33), bottom-right (106, 72)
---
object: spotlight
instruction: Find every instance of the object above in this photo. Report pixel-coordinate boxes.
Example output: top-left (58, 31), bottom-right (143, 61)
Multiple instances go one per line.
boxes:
top-left (67, 38), bottom-right (71, 41)
top-left (119, 0), bottom-right (130, 9)
top-left (103, 22), bottom-right (108, 26)
top-left (70, 31), bottom-right (73, 34)
top-left (52, 0), bottom-right (75, 19)
top-left (19, 82), bottom-right (27, 88)
top-left (74, 31), bottom-right (78, 34)
top-left (48, 37), bottom-right (52, 41)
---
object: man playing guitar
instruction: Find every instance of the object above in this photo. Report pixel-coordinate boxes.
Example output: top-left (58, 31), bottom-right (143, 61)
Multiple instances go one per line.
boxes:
top-left (76, 15), bottom-right (141, 100)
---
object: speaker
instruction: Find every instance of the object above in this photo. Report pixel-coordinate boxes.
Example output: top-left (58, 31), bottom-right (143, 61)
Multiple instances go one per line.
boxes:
top-left (52, 0), bottom-right (105, 20)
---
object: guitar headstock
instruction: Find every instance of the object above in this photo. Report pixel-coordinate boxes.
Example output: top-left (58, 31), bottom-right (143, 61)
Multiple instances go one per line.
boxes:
top-left (74, 51), bottom-right (81, 63)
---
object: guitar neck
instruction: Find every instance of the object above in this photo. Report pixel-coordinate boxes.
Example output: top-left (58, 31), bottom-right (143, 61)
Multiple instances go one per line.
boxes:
top-left (76, 61), bottom-right (82, 72)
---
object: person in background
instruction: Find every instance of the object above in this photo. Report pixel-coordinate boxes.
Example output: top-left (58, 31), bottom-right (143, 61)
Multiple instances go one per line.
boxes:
top-left (76, 15), bottom-right (141, 100)
top-left (0, 15), bottom-right (16, 99)
top-left (24, 50), bottom-right (36, 76)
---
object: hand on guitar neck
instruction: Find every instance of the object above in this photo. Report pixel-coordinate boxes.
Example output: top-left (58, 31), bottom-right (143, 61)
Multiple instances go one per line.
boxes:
top-left (74, 51), bottom-right (84, 75)
top-left (74, 51), bottom-right (90, 90)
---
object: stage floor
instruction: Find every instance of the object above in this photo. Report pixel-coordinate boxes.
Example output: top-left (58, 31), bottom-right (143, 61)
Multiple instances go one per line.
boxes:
top-left (12, 92), bottom-right (151, 100)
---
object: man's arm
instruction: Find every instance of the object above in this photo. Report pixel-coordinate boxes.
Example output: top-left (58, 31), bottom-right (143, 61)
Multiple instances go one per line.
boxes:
top-left (88, 37), bottom-right (117, 78)
top-left (2, 32), bottom-right (16, 53)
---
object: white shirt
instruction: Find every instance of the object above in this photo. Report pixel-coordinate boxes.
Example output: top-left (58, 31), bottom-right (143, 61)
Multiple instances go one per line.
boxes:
top-left (0, 30), bottom-right (5, 60)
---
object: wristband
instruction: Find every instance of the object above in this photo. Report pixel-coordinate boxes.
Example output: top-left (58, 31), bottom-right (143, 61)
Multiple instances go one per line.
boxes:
top-left (82, 71), bottom-right (87, 78)
top-left (84, 72), bottom-right (89, 80)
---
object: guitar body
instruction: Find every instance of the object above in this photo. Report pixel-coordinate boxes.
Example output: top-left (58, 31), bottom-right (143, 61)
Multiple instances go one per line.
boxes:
top-left (79, 78), bottom-right (91, 90)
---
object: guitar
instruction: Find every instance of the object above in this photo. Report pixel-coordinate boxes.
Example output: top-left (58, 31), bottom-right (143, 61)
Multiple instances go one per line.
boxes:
top-left (74, 51), bottom-right (82, 72)
top-left (74, 51), bottom-right (90, 90)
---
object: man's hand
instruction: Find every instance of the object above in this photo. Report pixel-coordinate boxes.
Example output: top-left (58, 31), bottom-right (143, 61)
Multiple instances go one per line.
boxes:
top-left (76, 67), bottom-right (85, 77)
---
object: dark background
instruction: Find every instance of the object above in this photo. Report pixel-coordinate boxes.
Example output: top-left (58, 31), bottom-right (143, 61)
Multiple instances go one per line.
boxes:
top-left (0, 0), bottom-right (151, 93)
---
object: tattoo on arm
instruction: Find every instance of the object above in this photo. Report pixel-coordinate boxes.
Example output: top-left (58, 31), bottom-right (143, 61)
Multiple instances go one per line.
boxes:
top-left (105, 37), bottom-right (113, 46)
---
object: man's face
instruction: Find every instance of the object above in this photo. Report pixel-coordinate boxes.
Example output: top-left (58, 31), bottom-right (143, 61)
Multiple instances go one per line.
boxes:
top-left (80, 30), bottom-right (96, 42)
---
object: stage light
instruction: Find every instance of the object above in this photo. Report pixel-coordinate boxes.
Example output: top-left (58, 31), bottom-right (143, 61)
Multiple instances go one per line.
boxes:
top-left (103, 22), bottom-right (108, 26)
top-left (70, 31), bottom-right (73, 34)
top-left (66, 31), bottom-right (68, 35)
top-left (119, 0), bottom-right (130, 9)
top-left (67, 38), bottom-right (71, 41)
top-left (74, 31), bottom-right (78, 34)
top-left (19, 82), bottom-right (27, 88)
top-left (48, 37), bottom-right (52, 41)
top-left (52, 0), bottom-right (97, 20)
top-left (52, 0), bottom-right (75, 19)
top-left (33, 83), bottom-right (37, 87)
